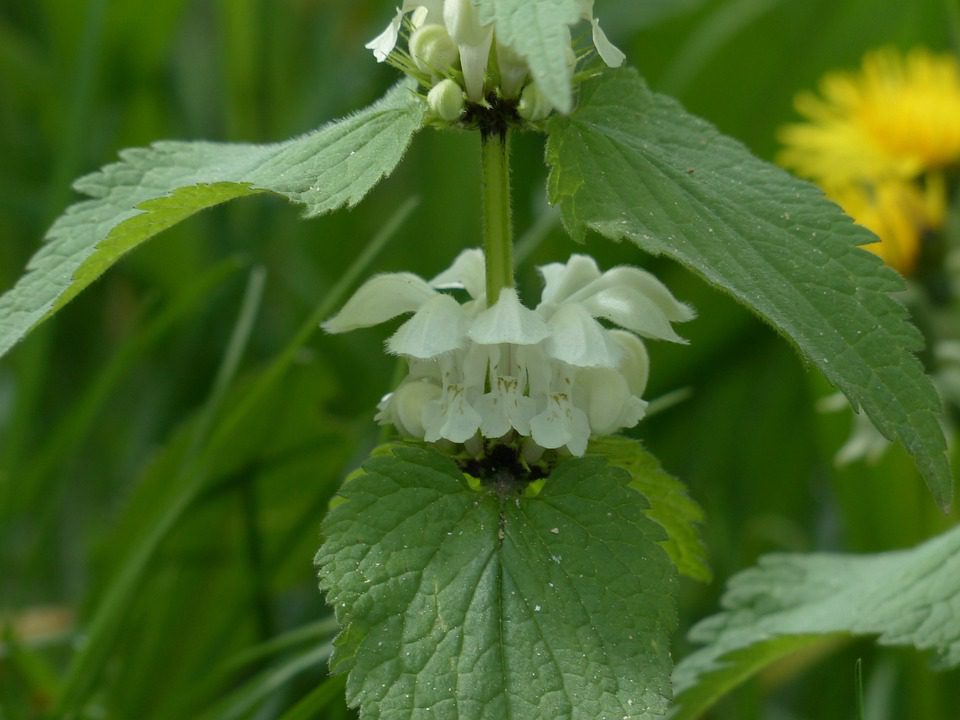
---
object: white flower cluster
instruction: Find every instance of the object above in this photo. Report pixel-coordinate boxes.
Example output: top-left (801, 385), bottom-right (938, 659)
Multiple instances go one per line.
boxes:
top-left (366, 0), bottom-right (625, 122)
top-left (324, 250), bottom-right (693, 456)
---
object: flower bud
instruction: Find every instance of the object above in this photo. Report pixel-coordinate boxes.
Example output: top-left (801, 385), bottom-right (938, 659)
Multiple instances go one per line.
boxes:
top-left (518, 82), bottom-right (553, 122)
top-left (389, 379), bottom-right (442, 438)
top-left (428, 78), bottom-right (466, 122)
top-left (409, 23), bottom-right (459, 74)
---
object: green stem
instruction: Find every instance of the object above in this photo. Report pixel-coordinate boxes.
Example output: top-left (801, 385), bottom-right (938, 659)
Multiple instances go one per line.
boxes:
top-left (481, 129), bottom-right (514, 305)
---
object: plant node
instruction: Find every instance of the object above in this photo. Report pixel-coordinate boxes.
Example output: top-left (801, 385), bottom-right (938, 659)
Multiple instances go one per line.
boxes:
top-left (460, 442), bottom-right (547, 498)
top-left (463, 93), bottom-right (521, 139)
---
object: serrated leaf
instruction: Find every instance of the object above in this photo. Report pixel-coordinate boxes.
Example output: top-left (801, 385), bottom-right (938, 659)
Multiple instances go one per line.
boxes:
top-left (546, 67), bottom-right (952, 508)
top-left (476, 0), bottom-right (581, 113)
top-left (588, 436), bottom-right (710, 583)
top-left (670, 525), bottom-right (960, 718)
top-left (316, 444), bottom-right (677, 719)
top-left (0, 80), bottom-right (425, 359)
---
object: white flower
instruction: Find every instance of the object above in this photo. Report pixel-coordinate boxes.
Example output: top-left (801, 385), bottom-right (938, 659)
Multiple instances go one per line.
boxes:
top-left (443, 0), bottom-right (494, 102)
top-left (366, 0), bottom-right (625, 114)
top-left (365, 0), bottom-right (492, 102)
top-left (365, 7), bottom-right (406, 63)
top-left (576, 0), bottom-right (625, 68)
top-left (324, 249), bottom-right (693, 454)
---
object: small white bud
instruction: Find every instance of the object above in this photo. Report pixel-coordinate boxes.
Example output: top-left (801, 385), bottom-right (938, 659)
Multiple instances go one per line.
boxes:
top-left (409, 24), bottom-right (459, 74)
top-left (518, 83), bottom-right (553, 122)
top-left (390, 380), bottom-right (442, 438)
top-left (428, 78), bottom-right (466, 122)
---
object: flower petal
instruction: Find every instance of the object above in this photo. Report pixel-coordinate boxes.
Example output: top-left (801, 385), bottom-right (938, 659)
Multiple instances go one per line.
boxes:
top-left (423, 384), bottom-right (482, 443)
top-left (475, 375), bottom-right (537, 437)
top-left (591, 18), bottom-right (625, 68)
top-left (444, 0), bottom-right (493, 101)
top-left (575, 0), bottom-right (624, 67)
top-left (516, 343), bottom-right (551, 397)
top-left (530, 394), bottom-right (591, 456)
top-left (568, 266), bottom-right (696, 323)
top-left (405, 0), bottom-right (444, 25)
top-left (377, 378), bottom-right (442, 437)
top-left (608, 329), bottom-right (650, 396)
top-left (468, 288), bottom-right (550, 345)
top-left (322, 272), bottom-right (436, 333)
top-left (475, 392), bottom-right (512, 438)
top-left (545, 302), bottom-right (622, 368)
top-left (365, 8), bottom-right (405, 62)
top-left (444, 0), bottom-right (490, 46)
top-left (576, 368), bottom-right (646, 435)
top-left (538, 254), bottom-right (601, 307)
top-left (457, 32), bottom-right (494, 102)
top-left (581, 285), bottom-right (688, 343)
top-left (496, 40), bottom-right (529, 98)
top-left (387, 293), bottom-right (468, 358)
top-left (430, 248), bottom-right (486, 300)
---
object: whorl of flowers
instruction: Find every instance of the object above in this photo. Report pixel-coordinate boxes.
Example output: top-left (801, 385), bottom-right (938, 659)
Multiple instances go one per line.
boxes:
top-left (324, 250), bottom-right (693, 456)
top-left (778, 47), bottom-right (960, 275)
top-left (365, 0), bottom-right (625, 123)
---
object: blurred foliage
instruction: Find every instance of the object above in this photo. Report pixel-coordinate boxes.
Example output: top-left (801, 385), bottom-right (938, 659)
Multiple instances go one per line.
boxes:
top-left (1, 0), bottom-right (959, 717)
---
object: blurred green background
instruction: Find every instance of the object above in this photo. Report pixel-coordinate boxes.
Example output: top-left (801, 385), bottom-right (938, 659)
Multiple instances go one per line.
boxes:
top-left (1, 0), bottom-right (959, 717)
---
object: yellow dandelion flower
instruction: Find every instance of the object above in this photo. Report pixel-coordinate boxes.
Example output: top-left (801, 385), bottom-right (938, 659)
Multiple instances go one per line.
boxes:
top-left (779, 47), bottom-right (960, 187)
top-left (778, 47), bottom-right (960, 275)
top-left (830, 175), bottom-right (946, 275)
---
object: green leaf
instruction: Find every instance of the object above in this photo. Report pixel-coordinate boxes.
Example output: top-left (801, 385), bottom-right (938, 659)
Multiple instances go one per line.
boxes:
top-left (0, 80), bottom-right (425, 359)
top-left (671, 525), bottom-right (960, 718)
top-left (546, 67), bottom-right (952, 509)
top-left (316, 444), bottom-right (677, 719)
top-left (588, 436), bottom-right (711, 583)
top-left (476, 0), bottom-right (580, 113)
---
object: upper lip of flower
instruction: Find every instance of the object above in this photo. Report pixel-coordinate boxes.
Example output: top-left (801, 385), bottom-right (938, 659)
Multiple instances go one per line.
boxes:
top-left (322, 248), bottom-right (695, 362)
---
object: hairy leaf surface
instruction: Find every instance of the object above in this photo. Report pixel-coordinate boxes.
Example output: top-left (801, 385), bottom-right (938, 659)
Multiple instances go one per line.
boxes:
top-left (316, 445), bottom-right (677, 719)
top-left (0, 81), bottom-right (425, 358)
top-left (546, 67), bottom-right (951, 508)
top-left (589, 437), bottom-right (710, 582)
top-left (671, 525), bottom-right (960, 717)
top-left (476, 0), bottom-right (580, 113)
